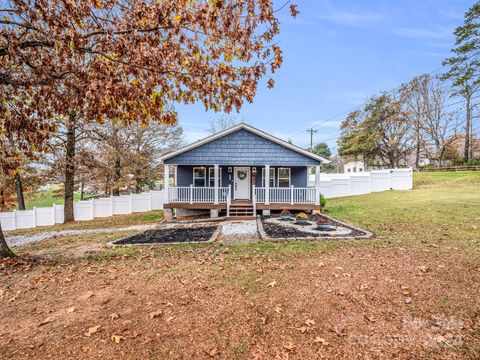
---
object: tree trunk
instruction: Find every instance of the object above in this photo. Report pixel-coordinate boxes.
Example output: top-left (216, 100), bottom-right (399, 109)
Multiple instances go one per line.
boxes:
top-left (64, 114), bottom-right (76, 222)
top-left (80, 180), bottom-right (85, 201)
top-left (112, 157), bottom-right (121, 196)
top-left (0, 222), bottom-right (15, 258)
top-left (414, 121), bottom-right (421, 169)
top-left (464, 95), bottom-right (471, 162)
top-left (14, 173), bottom-right (26, 210)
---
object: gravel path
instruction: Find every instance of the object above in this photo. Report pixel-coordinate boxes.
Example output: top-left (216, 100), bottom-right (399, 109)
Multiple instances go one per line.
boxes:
top-left (6, 224), bottom-right (158, 248)
top-left (221, 220), bottom-right (258, 236)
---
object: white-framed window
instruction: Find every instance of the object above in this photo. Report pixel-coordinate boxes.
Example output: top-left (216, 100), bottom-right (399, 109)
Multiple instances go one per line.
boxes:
top-left (208, 167), bottom-right (222, 187)
top-left (261, 167), bottom-right (275, 187)
top-left (278, 167), bottom-right (291, 188)
top-left (193, 167), bottom-right (206, 187)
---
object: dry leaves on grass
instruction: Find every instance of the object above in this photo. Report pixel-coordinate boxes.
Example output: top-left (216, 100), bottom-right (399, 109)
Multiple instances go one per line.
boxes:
top-left (149, 310), bottom-right (163, 319)
top-left (112, 335), bottom-right (126, 344)
top-left (84, 325), bottom-right (101, 337)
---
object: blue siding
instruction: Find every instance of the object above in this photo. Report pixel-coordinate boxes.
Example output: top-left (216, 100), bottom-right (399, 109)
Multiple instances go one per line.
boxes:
top-left (164, 129), bottom-right (320, 166)
top-left (176, 165), bottom-right (308, 188)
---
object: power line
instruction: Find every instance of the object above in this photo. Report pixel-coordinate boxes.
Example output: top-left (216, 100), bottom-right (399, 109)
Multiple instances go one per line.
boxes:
top-left (310, 94), bottom-right (480, 148)
top-left (288, 62), bottom-right (451, 142)
top-left (306, 128), bottom-right (318, 150)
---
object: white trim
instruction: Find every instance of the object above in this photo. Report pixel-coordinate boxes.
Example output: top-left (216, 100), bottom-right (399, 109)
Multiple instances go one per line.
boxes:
top-left (261, 167), bottom-right (275, 188)
top-left (208, 167), bottom-right (222, 187)
top-left (233, 166), bottom-right (251, 200)
top-left (160, 123), bottom-right (330, 163)
top-left (192, 167), bottom-right (207, 187)
top-left (277, 167), bottom-right (291, 188)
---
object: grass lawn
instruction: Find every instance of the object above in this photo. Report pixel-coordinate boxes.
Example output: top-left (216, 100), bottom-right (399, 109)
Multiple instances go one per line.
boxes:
top-left (22, 188), bottom-right (99, 210)
top-left (1, 172), bottom-right (479, 359)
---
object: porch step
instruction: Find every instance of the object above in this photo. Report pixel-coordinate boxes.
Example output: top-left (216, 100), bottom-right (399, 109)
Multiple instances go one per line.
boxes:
top-left (229, 203), bottom-right (255, 218)
top-left (226, 216), bottom-right (257, 220)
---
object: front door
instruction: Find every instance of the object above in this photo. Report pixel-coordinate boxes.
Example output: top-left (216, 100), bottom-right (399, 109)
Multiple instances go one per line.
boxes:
top-left (234, 167), bottom-right (250, 199)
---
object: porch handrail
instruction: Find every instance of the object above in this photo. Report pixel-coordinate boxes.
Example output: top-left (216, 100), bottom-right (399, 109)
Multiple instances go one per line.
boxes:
top-left (168, 186), bottom-right (229, 203)
top-left (254, 187), bottom-right (316, 204)
top-left (227, 185), bottom-right (231, 217)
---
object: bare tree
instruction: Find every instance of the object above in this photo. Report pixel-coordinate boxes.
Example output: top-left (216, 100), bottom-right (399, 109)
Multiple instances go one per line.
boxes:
top-left (208, 114), bottom-right (248, 134)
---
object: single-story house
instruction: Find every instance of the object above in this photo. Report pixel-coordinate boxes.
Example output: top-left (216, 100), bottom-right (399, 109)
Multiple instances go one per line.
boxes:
top-left (160, 123), bottom-right (329, 219)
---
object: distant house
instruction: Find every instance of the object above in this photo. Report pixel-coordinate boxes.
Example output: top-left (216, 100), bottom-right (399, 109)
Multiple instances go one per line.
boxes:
top-left (344, 161), bottom-right (365, 174)
top-left (160, 123), bottom-right (329, 219)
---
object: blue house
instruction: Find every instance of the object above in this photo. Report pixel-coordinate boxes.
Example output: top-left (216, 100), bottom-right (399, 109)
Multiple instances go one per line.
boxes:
top-left (160, 123), bottom-right (328, 219)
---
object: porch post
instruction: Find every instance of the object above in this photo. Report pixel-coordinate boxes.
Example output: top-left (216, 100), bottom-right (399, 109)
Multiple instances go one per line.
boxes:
top-left (265, 165), bottom-right (270, 205)
top-left (214, 164), bottom-right (219, 204)
top-left (315, 165), bottom-right (321, 205)
top-left (164, 164), bottom-right (170, 201)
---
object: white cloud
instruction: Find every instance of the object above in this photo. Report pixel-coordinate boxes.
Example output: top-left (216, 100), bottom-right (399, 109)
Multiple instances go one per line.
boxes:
top-left (316, 10), bottom-right (384, 26)
top-left (391, 27), bottom-right (453, 39)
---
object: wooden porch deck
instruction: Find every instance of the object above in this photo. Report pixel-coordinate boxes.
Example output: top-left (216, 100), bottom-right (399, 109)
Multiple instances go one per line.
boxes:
top-left (164, 201), bottom-right (318, 211)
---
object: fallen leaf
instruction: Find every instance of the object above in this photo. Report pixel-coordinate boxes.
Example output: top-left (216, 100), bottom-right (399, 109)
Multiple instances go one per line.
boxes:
top-left (266, 280), bottom-right (276, 288)
top-left (149, 310), bottom-right (163, 319)
top-left (38, 317), bottom-right (55, 327)
top-left (274, 306), bottom-right (282, 314)
top-left (110, 312), bottom-right (120, 320)
top-left (405, 297), bottom-right (412, 304)
top-left (207, 347), bottom-right (219, 357)
top-left (297, 326), bottom-right (308, 334)
top-left (305, 319), bottom-right (315, 327)
top-left (314, 337), bottom-right (329, 346)
top-left (66, 307), bottom-right (76, 313)
top-left (84, 325), bottom-right (101, 337)
top-left (283, 342), bottom-right (295, 352)
top-left (111, 334), bottom-right (126, 344)
top-left (79, 291), bottom-right (95, 300)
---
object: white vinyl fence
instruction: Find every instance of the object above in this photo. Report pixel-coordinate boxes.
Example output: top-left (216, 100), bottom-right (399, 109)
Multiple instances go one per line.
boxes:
top-left (0, 190), bottom-right (167, 231)
top-left (1, 168), bottom-right (413, 231)
top-left (311, 168), bottom-right (413, 199)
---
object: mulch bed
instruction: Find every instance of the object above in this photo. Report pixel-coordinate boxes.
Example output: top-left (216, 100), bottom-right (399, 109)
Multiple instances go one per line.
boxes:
top-left (261, 215), bottom-right (368, 239)
top-left (113, 226), bottom-right (217, 245)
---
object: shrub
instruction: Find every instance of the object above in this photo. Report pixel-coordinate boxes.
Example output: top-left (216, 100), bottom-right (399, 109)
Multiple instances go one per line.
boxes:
top-left (280, 209), bottom-right (291, 216)
top-left (320, 194), bottom-right (326, 208)
top-left (296, 212), bottom-right (308, 219)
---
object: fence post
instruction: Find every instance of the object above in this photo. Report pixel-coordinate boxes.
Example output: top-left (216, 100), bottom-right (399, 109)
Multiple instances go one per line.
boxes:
top-left (90, 199), bottom-right (95, 220)
top-left (110, 196), bottom-right (114, 216)
top-left (32, 207), bottom-right (37, 227)
top-left (51, 204), bottom-right (56, 225)
top-left (12, 209), bottom-right (17, 230)
top-left (128, 194), bottom-right (133, 214)
top-left (190, 184), bottom-right (193, 204)
top-left (290, 185), bottom-right (294, 205)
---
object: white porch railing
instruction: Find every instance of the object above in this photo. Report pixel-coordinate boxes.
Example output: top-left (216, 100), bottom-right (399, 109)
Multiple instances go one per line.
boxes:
top-left (168, 186), bottom-right (316, 205)
top-left (168, 186), bottom-right (230, 203)
top-left (254, 186), bottom-right (316, 204)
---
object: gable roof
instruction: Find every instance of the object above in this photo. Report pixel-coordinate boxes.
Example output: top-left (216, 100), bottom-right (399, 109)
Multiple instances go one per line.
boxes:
top-left (160, 123), bottom-right (330, 164)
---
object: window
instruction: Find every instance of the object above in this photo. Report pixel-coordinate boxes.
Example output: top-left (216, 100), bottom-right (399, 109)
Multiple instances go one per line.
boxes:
top-left (193, 167), bottom-right (206, 187)
top-left (278, 168), bottom-right (290, 188)
top-left (208, 167), bottom-right (222, 187)
top-left (261, 167), bottom-right (275, 187)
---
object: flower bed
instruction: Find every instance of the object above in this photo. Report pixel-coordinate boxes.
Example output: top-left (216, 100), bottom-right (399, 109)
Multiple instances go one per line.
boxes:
top-left (259, 214), bottom-right (372, 241)
top-left (112, 225), bottom-right (219, 245)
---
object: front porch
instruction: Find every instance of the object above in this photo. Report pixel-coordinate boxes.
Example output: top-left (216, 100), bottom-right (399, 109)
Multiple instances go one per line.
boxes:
top-left (163, 164), bottom-right (321, 217)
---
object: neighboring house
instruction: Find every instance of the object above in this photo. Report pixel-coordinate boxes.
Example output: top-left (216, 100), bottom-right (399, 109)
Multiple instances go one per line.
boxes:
top-left (160, 123), bottom-right (329, 219)
top-left (344, 161), bottom-right (365, 174)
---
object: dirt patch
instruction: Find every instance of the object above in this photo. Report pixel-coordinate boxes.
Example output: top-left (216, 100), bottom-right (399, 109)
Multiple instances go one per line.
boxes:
top-left (113, 226), bottom-right (218, 245)
top-left (0, 245), bottom-right (479, 359)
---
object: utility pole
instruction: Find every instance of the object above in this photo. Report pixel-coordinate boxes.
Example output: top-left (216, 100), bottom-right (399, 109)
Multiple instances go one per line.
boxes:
top-left (307, 128), bottom-right (318, 151)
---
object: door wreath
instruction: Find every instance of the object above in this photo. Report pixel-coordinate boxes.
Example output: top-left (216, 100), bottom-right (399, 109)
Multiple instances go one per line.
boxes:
top-left (237, 171), bottom-right (247, 180)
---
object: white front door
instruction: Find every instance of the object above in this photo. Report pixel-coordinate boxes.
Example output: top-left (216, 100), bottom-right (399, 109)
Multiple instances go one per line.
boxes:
top-left (234, 167), bottom-right (250, 199)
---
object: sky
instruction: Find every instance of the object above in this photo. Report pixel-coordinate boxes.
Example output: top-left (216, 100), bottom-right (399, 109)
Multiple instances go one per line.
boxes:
top-left (176, 0), bottom-right (473, 151)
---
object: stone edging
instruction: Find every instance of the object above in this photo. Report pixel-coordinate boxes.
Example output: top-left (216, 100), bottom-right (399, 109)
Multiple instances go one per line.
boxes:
top-left (106, 223), bottom-right (222, 248)
top-left (256, 215), bottom-right (374, 242)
